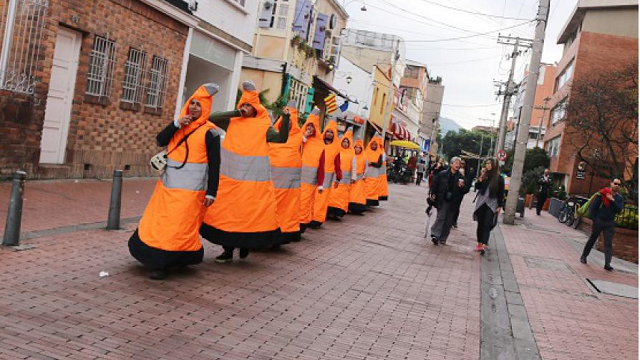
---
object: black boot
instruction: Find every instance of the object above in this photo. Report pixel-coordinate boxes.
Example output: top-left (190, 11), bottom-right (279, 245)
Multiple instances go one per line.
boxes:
top-left (215, 249), bottom-right (234, 263)
top-left (149, 269), bottom-right (168, 280)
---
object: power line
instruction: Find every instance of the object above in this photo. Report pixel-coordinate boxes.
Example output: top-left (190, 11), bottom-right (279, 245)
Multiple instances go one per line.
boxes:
top-left (401, 21), bottom-right (535, 43)
top-left (413, 0), bottom-right (532, 20)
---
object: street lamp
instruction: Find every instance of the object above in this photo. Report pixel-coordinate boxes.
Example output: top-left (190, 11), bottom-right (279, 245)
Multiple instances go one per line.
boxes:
top-left (342, 0), bottom-right (367, 11)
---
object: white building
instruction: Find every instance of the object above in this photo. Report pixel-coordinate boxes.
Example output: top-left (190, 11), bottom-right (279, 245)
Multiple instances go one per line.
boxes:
top-left (177, 0), bottom-right (259, 114)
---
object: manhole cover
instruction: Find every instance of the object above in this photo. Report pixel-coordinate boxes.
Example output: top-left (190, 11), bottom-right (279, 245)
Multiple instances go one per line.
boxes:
top-left (525, 257), bottom-right (571, 271)
top-left (587, 279), bottom-right (638, 299)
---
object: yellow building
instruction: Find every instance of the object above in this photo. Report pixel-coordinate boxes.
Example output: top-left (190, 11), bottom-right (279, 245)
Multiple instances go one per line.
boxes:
top-left (240, 0), bottom-right (348, 119)
top-left (369, 65), bottom-right (392, 131)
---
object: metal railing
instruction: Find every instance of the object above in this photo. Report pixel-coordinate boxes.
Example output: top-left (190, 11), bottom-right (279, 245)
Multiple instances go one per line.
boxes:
top-left (0, 0), bottom-right (48, 94)
top-left (145, 55), bottom-right (168, 110)
top-left (121, 48), bottom-right (147, 104)
top-left (86, 34), bottom-right (117, 97)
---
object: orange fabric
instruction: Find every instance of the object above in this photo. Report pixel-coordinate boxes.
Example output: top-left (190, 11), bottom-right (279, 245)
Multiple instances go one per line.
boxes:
top-left (138, 85), bottom-right (216, 252)
top-left (203, 86), bottom-right (279, 233)
top-left (328, 129), bottom-right (354, 213)
top-left (312, 120), bottom-right (340, 223)
top-left (349, 139), bottom-right (367, 206)
top-left (377, 137), bottom-right (389, 198)
top-left (299, 112), bottom-right (324, 225)
top-left (364, 136), bottom-right (382, 202)
top-left (269, 107), bottom-right (303, 233)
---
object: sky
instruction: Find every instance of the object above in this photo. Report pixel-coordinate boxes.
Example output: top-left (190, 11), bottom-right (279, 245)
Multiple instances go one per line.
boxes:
top-left (341, 0), bottom-right (578, 129)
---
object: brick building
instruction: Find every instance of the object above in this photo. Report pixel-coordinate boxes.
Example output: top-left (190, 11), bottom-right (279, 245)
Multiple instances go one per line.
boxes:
top-left (542, 0), bottom-right (638, 196)
top-left (0, 0), bottom-right (197, 179)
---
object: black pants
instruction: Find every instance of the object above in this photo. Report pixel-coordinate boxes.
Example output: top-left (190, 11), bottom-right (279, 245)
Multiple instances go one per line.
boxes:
top-left (536, 194), bottom-right (547, 215)
top-left (416, 172), bottom-right (424, 185)
top-left (475, 204), bottom-right (495, 245)
top-left (581, 219), bottom-right (614, 266)
top-left (452, 207), bottom-right (460, 226)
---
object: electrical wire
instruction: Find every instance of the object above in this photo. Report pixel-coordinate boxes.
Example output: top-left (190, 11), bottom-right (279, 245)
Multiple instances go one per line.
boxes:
top-left (401, 21), bottom-right (535, 43)
top-left (413, 0), bottom-right (531, 20)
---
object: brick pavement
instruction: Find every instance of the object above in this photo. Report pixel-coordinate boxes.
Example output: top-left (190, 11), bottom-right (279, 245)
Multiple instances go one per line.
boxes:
top-left (500, 210), bottom-right (638, 360)
top-left (0, 178), bottom-right (157, 236)
top-left (0, 183), bottom-right (481, 360)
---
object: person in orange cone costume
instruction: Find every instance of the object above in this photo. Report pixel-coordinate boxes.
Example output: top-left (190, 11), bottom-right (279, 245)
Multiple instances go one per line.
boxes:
top-left (348, 137), bottom-right (368, 215)
top-left (309, 119), bottom-right (342, 228)
top-left (268, 100), bottom-right (303, 243)
top-left (377, 137), bottom-right (389, 201)
top-left (129, 83), bottom-right (221, 280)
top-left (327, 128), bottom-right (356, 219)
top-left (299, 108), bottom-right (325, 233)
top-left (200, 81), bottom-right (289, 263)
top-left (364, 134), bottom-right (384, 206)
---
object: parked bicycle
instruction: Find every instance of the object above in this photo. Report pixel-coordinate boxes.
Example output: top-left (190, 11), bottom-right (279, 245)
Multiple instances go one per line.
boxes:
top-left (558, 196), bottom-right (590, 228)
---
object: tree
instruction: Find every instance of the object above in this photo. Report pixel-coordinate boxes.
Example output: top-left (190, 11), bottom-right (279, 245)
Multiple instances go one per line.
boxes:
top-left (564, 61), bottom-right (638, 202)
top-left (440, 129), bottom-right (496, 161)
top-left (502, 147), bottom-right (549, 176)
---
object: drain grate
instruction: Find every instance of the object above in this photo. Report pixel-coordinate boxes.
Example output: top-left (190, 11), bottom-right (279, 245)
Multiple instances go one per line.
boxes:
top-left (587, 279), bottom-right (638, 299)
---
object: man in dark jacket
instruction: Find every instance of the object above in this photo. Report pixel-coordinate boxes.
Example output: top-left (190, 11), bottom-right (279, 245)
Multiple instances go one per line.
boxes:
top-left (429, 157), bottom-right (470, 245)
top-left (536, 169), bottom-right (553, 215)
top-left (580, 178), bottom-right (625, 271)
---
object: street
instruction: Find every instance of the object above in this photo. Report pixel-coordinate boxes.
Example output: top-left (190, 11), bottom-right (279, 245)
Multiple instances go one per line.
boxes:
top-left (0, 180), bottom-right (636, 360)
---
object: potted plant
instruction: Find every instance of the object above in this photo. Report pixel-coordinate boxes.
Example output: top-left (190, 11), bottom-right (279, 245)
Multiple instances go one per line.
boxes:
top-left (291, 34), bottom-right (302, 46)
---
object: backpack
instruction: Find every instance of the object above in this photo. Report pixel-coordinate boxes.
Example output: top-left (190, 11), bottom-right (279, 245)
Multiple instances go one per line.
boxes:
top-left (576, 192), bottom-right (600, 219)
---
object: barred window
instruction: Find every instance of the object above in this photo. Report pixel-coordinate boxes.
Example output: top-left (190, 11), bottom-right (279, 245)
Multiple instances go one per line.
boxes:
top-left (121, 48), bottom-right (146, 104)
top-left (86, 36), bottom-right (116, 97)
top-left (145, 56), bottom-right (168, 109)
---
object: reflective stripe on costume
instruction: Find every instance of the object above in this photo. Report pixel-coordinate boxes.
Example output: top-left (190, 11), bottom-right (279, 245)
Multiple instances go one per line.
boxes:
top-left (271, 166), bottom-right (302, 189)
top-left (356, 173), bottom-right (365, 181)
top-left (220, 148), bottom-right (271, 182)
top-left (161, 159), bottom-right (208, 191)
top-left (339, 177), bottom-right (352, 185)
top-left (301, 165), bottom-right (319, 185)
top-left (323, 171), bottom-right (335, 188)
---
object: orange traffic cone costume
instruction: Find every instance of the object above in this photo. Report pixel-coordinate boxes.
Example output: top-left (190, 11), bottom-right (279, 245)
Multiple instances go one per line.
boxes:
top-left (200, 82), bottom-right (283, 250)
top-left (129, 84), bottom-right (221, 273)
top-left (377, 137), bottom-right (389, 201)
top-left (348, 138), bottom-right (368, 214)
top-left (327, 128), bottom-right (355, 218)
top-left (310, 120), bottom-right (342, 228)
top-left (364, 135), bottom-right (384, 206)
top-left (268, 100), bottom-right (303, 243)
top-left (299, 109), bottom-right (325, 232)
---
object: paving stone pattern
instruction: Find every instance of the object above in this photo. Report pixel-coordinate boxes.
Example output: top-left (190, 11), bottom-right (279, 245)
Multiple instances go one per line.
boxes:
top-left (0, 184), bottom-right (481, 359)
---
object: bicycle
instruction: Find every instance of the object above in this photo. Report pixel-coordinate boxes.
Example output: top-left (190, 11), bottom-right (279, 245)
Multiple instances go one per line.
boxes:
top-left (558, 196), bottom-right (589, 228)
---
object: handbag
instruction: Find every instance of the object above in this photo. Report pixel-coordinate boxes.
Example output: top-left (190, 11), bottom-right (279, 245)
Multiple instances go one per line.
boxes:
top-left (149, 123), bottom-right (204, 173)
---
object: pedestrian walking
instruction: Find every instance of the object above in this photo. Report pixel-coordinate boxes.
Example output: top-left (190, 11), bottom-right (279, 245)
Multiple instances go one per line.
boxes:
top-left (299, 109), bottom-right (325, 233)
top-left (580, 178), bottom-right (625, 271)
top-left (364, 135), bottom-right (383, 206)
top-left (536, 168), bottom-right (553, 215)
top-left (268, 101), bottom-right (303, 243)
top-left (415, 157), bottom-right (426, 186)
top-left (309, 120), bottom-right (342, 229)
top-left (429, 157), bottom-right (470, 245)
top-left (328, 128), bottom-right (356, 219)
top-left (128, 83), bottom-right (221, 280)
top-left (200, 81), bottom-right (289, 263)
top-left (473, 158), bottom-right (505, 255)
top-left (348, 138), bottom-right (368, 215)
top-left (452, 159), bottom-right (468, 228)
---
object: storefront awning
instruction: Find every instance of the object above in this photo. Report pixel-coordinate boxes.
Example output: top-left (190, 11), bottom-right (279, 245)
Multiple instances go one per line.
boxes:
top-left (313, 76), bottom-right (349, 99)
top-left (390, 122), bottom-right (412, 141)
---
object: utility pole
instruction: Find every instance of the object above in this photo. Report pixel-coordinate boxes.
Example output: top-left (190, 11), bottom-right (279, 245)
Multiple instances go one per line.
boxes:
top-left (534, 96), bottom-right (551, 148)
top-left (504, 0), bottom-right (550, 225)
top-left (495, 36), bottom-right (533, 155)
top-left (381, 39), bottom-right (400, 150)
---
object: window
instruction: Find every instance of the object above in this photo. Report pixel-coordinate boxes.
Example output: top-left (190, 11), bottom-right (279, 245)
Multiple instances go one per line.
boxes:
top-left (288, 79), bottom-right (307, 114)
top-left (86, 36), bottom-right (117, 97)
top-left (121, 48), bottom-right (146, 104)
top-left (380, 93), bottom-right (386, 114)
top-left (145, 56), bottom-right (169, 109)
top-left (230, 0), bottom-right (245, 6)
top-left (404, 66), bottom-right (419, 79)
top-left (270, 0), bottom-right (289, 29)
top-left (554, 59), bottom-right (574, 92)
top-left (546, 136), bottom-right (561, 157)
top-left (373, 87), bottom-right (379, 106)
top-left (550, 99), bottom-right (567, 125)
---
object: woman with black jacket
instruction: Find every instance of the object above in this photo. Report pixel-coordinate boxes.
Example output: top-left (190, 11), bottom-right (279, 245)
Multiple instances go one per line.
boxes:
top-left (473, 157), bottom-right (505, 255)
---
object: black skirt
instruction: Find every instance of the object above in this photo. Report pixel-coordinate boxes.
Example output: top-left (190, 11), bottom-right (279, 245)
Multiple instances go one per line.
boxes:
top-left (367, 199), bottom-right (380, 206)
top-left (327, 206), bottom-right (346, 218)
top-left (348, 202), bottom-right (367, 214)
top-left (200, 223), bottom-right (284, 248)
top-left (128, 230), bottom-right (204, 270)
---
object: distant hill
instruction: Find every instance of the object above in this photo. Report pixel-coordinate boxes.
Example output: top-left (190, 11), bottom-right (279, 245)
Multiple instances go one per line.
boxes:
top-left (439, 117), bottom-right (463, 136)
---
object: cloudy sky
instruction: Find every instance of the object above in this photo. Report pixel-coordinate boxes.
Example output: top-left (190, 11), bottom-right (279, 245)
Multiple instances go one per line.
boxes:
top-left (342, 0), bottom-right (578, 129)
